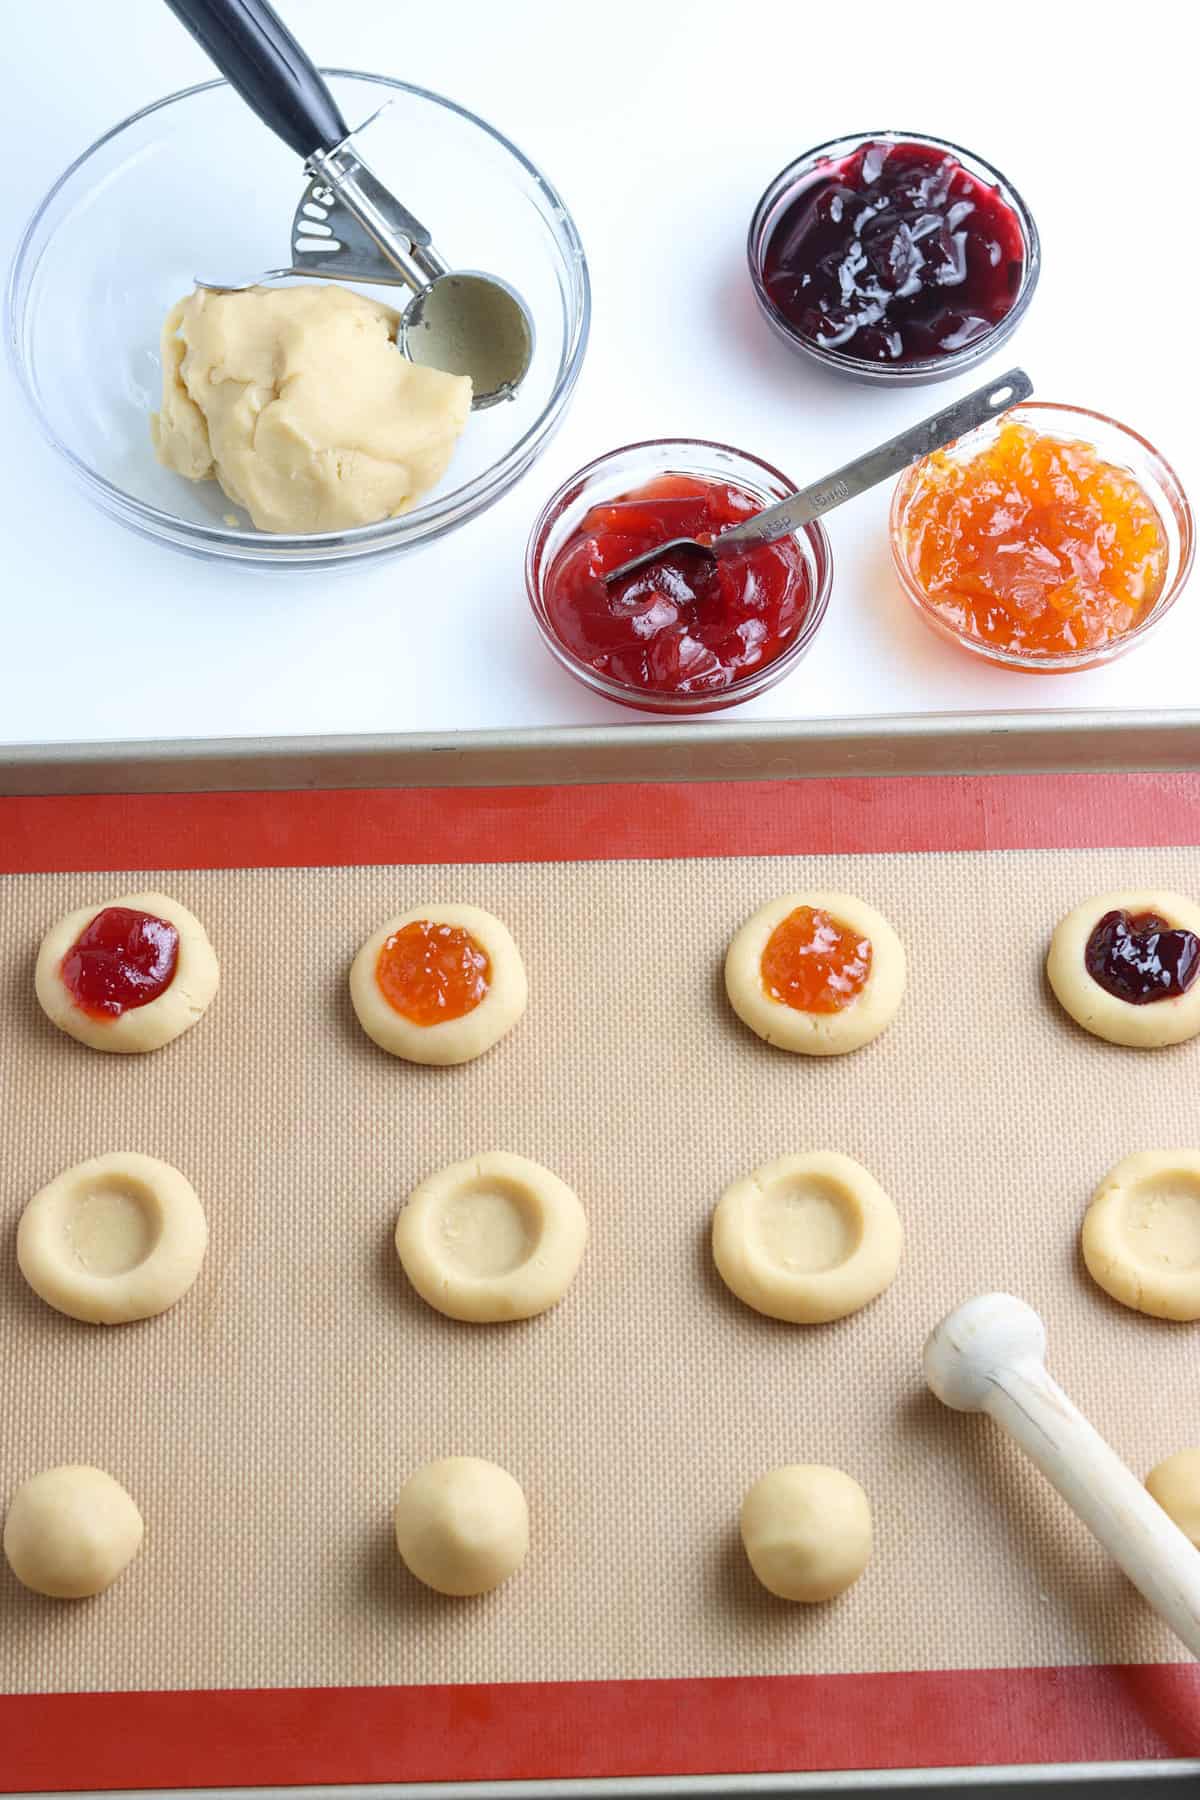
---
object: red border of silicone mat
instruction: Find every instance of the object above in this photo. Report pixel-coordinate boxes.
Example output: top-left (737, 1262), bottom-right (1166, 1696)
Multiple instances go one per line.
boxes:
top-left (2, 771), bottom-right (1200, 1792)
top-left (3, 771), bottom-right (1200, 873)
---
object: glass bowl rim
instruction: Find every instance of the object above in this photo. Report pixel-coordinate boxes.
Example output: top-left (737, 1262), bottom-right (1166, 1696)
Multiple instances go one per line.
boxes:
top-left (4, 67), bottom-right (592, 555)
top-left (746, 126), bottom-right (1041, 382)
top-left (888, 398), bottom-right (1196, 671)
top-left (524, 434), bottom-right (835, 713)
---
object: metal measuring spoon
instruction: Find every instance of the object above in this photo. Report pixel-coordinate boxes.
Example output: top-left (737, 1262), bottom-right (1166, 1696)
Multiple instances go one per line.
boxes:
top-left (165, 0), bottom-right (534, 408)
top-left (603, 369), bottom-right (1033, 585)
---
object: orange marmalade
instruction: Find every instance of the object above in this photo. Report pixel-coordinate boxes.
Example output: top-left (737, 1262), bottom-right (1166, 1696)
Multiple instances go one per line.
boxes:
top-left (761, 907), bottom-right (872, 1014)
top-left (896, 420), bottom-right (1168, 658)
top-left (376, 921), bottom-right (491, 1026)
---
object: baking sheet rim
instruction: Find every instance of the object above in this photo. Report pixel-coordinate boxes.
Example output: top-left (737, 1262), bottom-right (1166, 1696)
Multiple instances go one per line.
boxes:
top-left (9, 1755), bottom-right (1200, 1797)
top-left (3, 706), bottom-right (1200, 796)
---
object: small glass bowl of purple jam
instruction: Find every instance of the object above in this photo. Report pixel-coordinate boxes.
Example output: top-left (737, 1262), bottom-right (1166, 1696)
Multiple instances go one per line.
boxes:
top-left (748, 130), bottom-right (1040, 386)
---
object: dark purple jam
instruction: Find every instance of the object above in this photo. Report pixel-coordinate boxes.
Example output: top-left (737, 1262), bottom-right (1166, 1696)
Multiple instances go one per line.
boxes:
top-left (760, 139), bottom-right (1026, 366)
top-left (1084, 910), bottom-right (1200, 1006)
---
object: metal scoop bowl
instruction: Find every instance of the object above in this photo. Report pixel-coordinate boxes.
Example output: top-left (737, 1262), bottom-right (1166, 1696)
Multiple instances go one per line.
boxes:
top-left (167, 0), bottom-right (534, 408)
top-left (401, 270), bottom-right (533, 405)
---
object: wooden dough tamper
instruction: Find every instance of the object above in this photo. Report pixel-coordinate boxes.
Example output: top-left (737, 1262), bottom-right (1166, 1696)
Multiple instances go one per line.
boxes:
top-left (925, 1292), bottom-right (1200, 1657)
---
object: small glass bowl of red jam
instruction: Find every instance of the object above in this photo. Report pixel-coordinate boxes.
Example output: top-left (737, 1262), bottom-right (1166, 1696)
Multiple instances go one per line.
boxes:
top-left (525, 439), bottom-right (833, 714)
top-left (889, 401), bottom-right (1195, 672)
top-left (748, 131), bottom-right (1039, 386)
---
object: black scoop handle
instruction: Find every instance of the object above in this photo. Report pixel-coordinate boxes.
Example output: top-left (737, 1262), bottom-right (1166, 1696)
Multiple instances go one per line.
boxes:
top-left (163, 0), bottom-right (348, 159)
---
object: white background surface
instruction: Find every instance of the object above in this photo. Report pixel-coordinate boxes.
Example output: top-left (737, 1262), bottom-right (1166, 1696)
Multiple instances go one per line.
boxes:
top-left (2, 0), bottom-right (1197, 748)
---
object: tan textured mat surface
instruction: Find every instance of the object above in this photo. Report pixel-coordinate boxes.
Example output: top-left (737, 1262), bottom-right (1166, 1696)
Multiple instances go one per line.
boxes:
top-left (2, 846), bottom-right (1199, 1696)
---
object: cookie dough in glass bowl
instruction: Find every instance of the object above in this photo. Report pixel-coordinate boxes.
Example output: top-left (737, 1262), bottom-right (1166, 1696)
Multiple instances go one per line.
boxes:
top-left (6, 72), bottom-right (589, 567)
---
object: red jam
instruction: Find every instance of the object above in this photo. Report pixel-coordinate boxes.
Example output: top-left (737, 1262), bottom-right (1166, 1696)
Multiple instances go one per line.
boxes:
top-left (761, 140), bottom-right (1025, 366)
top-left (542, 475), bottom-right (811, 695)
top-left (376, 921), bottom-right (491, 1026)
top-left (61, 906), bottom-right (179, 1020)
top-left (1085, 910), bottom-right (1200, 1005)
top-left (761, 906), bottom-right (872, 1014)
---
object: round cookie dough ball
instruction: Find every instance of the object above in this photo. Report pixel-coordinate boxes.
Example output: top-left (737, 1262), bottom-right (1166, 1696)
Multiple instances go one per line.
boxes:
top-left (740, 1465), bottom-right (872, 1603)
top-left (1082, 1151), bottom-right (1200, 1321)
top-left (350, 904), bottom-right (527, 1065)
top-left (725, 892), bottom-right (905, 1056)
top-left (393, 1457), bottom-right (528, 1596)
top-left (713, 1152), bottom-right (902, 1324)
top-left (35, 891), bottom-right (219, 1054)
top-left (1146, 1450), bottom-right (1200, 1547)
top-left (396, 1152), bottom-right (587, 1323)
top-left (17, 1152), bottom-right (208, 1325)
top-left (1047, 890), bottom-right (1200, 1049)
top-left (3, 1466), bottom-right (144, 1598)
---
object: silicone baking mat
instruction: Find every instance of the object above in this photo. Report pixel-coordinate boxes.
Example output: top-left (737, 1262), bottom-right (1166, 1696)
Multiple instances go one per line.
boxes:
top-left (2, 772), bottom-right (1200, 1791)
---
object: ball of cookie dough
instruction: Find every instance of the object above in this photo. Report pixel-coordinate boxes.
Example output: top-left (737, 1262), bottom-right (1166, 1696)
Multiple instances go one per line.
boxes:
top-left (393, 1457), bottom-right (528, 1596)
top-left (35, 890), bottom-right (219, 1054)
top-left (18, 1152), bottom-right (208, 1325)
top-left (713, 1152), bottom-right (902, 1324)
top-left (3, 1465), bottom-right (144, 1598)
top-left (350, 904), bottom-right (527, 1066)
top-left (1081, 1151), bottom-right (1200, 1321)
top-left (740, 1465), bottom-right (872, 1603)
top-left (395, 1152), bottom-right (587, 1323)
top-left (1146, 1450), bottom-right (1200, 1547)
top-left (1047, 890), bottom-right (1200, 1049)
top-left (725, 892), bottom-right (905, 1056)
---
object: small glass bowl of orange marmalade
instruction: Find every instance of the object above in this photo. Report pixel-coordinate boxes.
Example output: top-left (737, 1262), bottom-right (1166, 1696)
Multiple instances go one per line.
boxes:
top-left (889, 402), bottom-right (1194, 671)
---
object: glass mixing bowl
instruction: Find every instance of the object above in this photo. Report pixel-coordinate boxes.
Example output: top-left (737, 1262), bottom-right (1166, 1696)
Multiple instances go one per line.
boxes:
top-left (6, 71), bottom-right (590, 567)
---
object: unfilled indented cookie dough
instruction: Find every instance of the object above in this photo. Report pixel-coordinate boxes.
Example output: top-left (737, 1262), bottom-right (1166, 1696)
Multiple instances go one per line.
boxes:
top-left (395, 1152), bottom-right (587, 1322)
top-left (713, 1152), bottom-right (902, 1324)
top-left (3, 1465), bottom-right (144, 1598)
top-left (17, 1152), bottom-right (208, 1324)
top-left (350, 904), bottom-right (527, 1065)
top-left (393, 1457), bottom-right (529, 1596)
top-left (35, 891), bottom-right (219, 1054)
top-left (740, 1464), bottom-right (872, 1602)
top-left (725, 892), bottom-right (906, 1056)
top-left (1082, 1151), bottom-right (1200, 1321)
top-left (1047, 889), bottom-right (1200, 1048)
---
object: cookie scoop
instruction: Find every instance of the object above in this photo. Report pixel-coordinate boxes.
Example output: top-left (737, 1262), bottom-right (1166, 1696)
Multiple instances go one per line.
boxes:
top-left (165, 0), bottom-right (533, 407)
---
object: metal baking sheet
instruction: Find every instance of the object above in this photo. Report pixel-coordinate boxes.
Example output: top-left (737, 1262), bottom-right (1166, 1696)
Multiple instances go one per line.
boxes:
top-left (2, 722), bottom-right (1199, 1799)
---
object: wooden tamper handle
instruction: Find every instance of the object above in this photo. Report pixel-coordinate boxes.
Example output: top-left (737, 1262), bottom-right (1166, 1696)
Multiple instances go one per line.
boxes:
top-left (924, 1292), bottom-right (1200, 1658)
